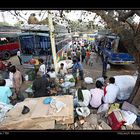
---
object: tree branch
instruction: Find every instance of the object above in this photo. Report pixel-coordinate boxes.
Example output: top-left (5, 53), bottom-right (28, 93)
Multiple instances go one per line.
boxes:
top-left (135, 10), bottom-right (140, 17)
top-left (117, 10), bottom-right (135, 22)
top-left (136, 21), bottom-right (140, 34)
top-left (125, 19), bottom-right (135, 34)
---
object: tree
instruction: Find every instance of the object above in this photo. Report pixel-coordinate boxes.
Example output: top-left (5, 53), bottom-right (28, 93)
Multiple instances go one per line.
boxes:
top-left (90, 10), bottom-right (140, 106)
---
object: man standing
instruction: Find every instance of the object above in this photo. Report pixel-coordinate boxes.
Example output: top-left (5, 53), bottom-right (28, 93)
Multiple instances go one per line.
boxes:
top-left (8, 65), bottom-right (23, 101)
top-left (102, 55), bottom-right (108, 77)
top-left (17, 49), bottom-right (22, 65)
top-left (81, 47), bottom-right (86, 63)
top-left (77, 57), bottom-right (84, 81)
top-left (103, 77), bottom-right (120, 104)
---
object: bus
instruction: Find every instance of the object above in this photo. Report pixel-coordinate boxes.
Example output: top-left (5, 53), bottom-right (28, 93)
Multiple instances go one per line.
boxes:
top-left (95, 34), bottom-right (135, 65)
top-left (0, 33), bottom-right (20, 60)
top-left (18, 31), bottom-right (72, 68)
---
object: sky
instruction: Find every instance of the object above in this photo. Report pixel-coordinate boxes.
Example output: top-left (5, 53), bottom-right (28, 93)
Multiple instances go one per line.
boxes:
top-left (0, 10), bottom-right (140, 26)
top-left (0, 10), bottom-right (103, 26)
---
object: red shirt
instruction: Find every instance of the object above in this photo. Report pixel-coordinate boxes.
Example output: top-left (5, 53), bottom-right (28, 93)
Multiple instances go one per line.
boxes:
top-left (0, 61), bottom-right (6, 70)
top-left (86, 51), bottom-right (90, 58)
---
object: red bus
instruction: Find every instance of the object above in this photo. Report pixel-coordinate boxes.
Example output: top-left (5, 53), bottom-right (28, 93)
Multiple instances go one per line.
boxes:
top-left (0, 33), bottom-right (20, 60)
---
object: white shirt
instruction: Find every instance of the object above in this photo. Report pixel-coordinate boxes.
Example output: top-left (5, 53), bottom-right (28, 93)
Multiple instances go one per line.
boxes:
top-left (90, 88), bottom-right (104, 108)
top-left (47, 71), bottom-right (56, 78)
top-left (39, 64), bottom-right (46, 75)
top-left (59, 68), bottom-right (67, 76)
top-left (103, 83), bottom-right (120, 104)
top-left (17, 51), bottom-right (20, 57)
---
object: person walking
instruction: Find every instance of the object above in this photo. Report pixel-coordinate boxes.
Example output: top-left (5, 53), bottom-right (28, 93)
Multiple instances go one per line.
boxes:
top-left (85, 49), bottom-right (90, 65)
top-left (81, 47), bottom-right (86, 63)
top-left (17, 49), bottom-right (22, 65)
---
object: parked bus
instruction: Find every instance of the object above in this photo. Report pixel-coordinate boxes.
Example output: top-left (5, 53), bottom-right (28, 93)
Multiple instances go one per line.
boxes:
top-left (95, 34), bottom-right (135, 65)
top-left (0, 33), bottom-right (20, 60)
top-left (18, 32), bottom-right (72, 68)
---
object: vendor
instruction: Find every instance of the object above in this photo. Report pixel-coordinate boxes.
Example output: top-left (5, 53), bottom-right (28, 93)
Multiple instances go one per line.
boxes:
top-left (32, 71), bottom-right (51, 98)
top-left (0, 79), bottom-right (13, 105)
top-left (58, 63), bottom-right (68, 78)
top-left (8, 65), bottom-right (23, 101)
top-left (38, 58), bottom-right (47, 76)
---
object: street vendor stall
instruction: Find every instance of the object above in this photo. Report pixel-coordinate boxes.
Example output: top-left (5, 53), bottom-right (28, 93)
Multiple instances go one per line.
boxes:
top-left (0, 95), bottom-right (74, 130)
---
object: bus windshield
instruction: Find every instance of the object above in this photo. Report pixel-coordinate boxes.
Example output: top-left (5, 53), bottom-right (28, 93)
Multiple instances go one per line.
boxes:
top-left (19, 33), bottom-right (51, 56)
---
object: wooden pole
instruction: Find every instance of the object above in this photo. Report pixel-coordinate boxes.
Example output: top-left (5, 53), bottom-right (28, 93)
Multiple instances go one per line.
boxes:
top-left (48, 11), bottom-right (58, 74)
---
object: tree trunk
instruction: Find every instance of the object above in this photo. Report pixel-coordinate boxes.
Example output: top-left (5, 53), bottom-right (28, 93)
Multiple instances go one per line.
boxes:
top-left (128, 51), bottom-right (140, 106)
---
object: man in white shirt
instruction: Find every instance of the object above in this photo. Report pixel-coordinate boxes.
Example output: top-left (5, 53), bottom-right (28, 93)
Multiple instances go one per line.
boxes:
top-left (58, 63), bottom-right (67, 77)
top-left (17, 49), bottom-right (22, 65)
top-left (103, 77), bottom-right (120, 104)
top-left (38, 59), bottom-right (47, 75)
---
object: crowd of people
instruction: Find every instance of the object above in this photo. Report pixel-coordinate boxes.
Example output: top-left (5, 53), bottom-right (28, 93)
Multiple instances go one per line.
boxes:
top-left (0, 38), bottom-right (121, 111)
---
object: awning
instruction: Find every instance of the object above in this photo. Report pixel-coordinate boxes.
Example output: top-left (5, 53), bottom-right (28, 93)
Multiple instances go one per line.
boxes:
top-left (0, 32), bottom-right (19, 38)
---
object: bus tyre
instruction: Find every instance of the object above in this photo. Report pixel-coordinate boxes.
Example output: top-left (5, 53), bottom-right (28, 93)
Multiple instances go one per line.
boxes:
top-left (3, 51), bottom-right (11, 60)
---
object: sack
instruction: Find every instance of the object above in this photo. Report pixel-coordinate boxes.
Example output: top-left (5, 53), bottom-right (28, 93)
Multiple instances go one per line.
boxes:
top-left (61, 82), bottom-right (71, 89)
top-left (76, 107), bottom-right (90, 117)
top-left (120, 110), bottom-right (137, 125)
top-left (107, 110), bottom-right (125, 130)
top-left (121, 101), bottom-right (139, 116)
top-left (114, 75), bottom-right (136, 100)
top-left (84, 77), bottom-right (93, 84)
top-left (50, 99), bottom-right (66, 113)
top-left (97, 104), bottom-right (109, 114)
top-left (108, 103), bottom-right (120, 115)
top-left (107, 64), bottom-right (111, 70)
top-left (77, 90), bottom-right (91, 107)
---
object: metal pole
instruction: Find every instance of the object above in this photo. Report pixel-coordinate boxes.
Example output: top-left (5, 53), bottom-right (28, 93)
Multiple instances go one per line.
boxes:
top-left (48, 11), bottom-right (58, 74)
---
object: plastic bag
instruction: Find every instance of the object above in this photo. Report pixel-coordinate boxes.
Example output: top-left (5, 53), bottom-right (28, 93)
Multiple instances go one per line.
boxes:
top-left (84, 77), bottom-right (93, 84)
top-left (77, 90), bottom-right (91, 107)
top-left (76, 107), bottom-right (90, 117)
top-left (65, 74), bottom-right (74, 81)
top-left (108, 110), bottom-right (125, 130)
top-left (50, 99), bottom-right (66, 113)
top-left (61, 82), bottom-right (71, 89)
top-left (107, 64), bottom-right (111, 70)
top-left (22, 105), bottom-right (30, 114)
top-left (97, 103), bottom-right (109, 114)
top-left (108, 103), bottom-right (120, 115)
top-left (120, 110), bottom-right (137, 125)
top-left (121, 101), bottom-right (139, 116)
top-left (43, 97), bottom-right (52, 104)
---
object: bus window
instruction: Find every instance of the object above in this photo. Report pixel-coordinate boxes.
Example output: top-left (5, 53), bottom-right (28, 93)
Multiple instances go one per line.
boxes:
top-left (19, 35), bottom-right (35, 55)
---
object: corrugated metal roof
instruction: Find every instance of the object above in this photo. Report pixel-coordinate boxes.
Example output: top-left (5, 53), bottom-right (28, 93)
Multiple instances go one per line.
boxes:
top-left (0, 25), bottom-right (21, 32)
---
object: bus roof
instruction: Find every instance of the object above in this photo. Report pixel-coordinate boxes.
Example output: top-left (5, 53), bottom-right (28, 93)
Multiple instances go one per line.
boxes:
top-left (18, 32), bottom-right (49, 37)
